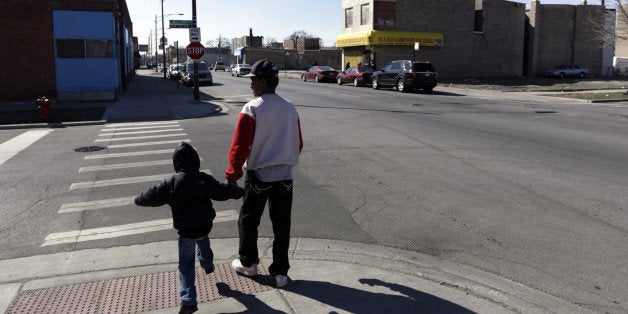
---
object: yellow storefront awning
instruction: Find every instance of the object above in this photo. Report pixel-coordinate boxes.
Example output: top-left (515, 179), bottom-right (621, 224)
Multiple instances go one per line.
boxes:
top-left (336, 30), bottom-right (444, 48)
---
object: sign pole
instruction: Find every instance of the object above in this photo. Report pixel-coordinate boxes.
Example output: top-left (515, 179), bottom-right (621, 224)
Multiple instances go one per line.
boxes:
top-left (192, 0), bottom-right (199, 100)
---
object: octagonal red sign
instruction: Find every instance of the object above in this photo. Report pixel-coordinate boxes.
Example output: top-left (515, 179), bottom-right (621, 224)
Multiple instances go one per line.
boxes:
top-left (186, 42), bottom-right (205, 59)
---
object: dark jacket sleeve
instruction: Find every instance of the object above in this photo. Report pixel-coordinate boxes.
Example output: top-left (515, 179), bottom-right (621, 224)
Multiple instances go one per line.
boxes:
top-left (135, 178), bottom-right (171, 207)
top-left (202, 173), bottom-right (244, 201)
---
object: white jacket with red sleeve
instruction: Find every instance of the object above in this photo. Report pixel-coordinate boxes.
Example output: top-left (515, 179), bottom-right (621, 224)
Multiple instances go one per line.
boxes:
top-left (226, 93), bottom-right (303, 182)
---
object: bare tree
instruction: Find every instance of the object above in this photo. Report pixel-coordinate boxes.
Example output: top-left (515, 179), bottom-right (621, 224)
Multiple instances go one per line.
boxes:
top-left (205, 37), bottom-right (231, 48)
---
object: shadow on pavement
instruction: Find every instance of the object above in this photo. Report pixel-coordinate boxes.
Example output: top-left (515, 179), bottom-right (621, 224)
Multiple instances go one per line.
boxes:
top-left (283, 278), bottom-right (475, 314)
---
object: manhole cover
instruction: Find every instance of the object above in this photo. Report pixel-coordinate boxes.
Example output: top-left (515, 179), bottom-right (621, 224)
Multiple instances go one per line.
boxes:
top-left (74, 146), bottom-right (106, 152)
top-left (534, 111), bottom-right (557, 114)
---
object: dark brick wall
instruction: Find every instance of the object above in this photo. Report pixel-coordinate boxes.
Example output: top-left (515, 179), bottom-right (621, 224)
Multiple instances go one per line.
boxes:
top-left (0, 0), bottom-right (132, 102)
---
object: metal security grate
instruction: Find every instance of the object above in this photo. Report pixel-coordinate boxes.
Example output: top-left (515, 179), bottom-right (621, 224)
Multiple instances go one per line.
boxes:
top-left (9, 262), bottom-right (274, 313)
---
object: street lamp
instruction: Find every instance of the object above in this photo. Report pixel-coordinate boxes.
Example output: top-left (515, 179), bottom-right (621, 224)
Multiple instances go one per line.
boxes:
top-left (154, 9), bottom-right (183, 75)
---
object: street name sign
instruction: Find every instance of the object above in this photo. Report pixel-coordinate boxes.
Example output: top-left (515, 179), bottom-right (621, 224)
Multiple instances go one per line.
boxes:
top-left (169, 20), bottom-right (193, 28)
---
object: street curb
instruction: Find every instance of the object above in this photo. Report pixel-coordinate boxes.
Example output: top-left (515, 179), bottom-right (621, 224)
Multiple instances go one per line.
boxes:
top-left (0, 238), bottom-right (591, 314)
top-left (0, 120), bottom-right (107, 130)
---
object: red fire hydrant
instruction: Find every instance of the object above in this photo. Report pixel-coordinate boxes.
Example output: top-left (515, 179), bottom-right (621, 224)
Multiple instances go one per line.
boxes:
top-left (35, 96), bottom-right (52, 123)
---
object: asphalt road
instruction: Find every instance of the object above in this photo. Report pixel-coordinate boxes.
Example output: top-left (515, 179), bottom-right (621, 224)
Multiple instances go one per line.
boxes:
top-left (0, 70), bottom-right (626, 313)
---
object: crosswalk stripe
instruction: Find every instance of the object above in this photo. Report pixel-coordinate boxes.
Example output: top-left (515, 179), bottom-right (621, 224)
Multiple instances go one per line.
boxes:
top-left (59, 196), bottom-right (136, 213)
top-left (78, 160), bottom-right (172, 172)
top-left (41, 210), bottom-right (239, 246)
top-left (0, 130), bottom-right (52, 166)
top-left (101, 125), bottom-right (180, 132)
top-left (94, 133), bottom-right (187, 142)
top-left (69, 169), bottom-right (211, 190)
top-left (98, 128), bottom-right (183, 136)
top-left (105, 121), bottom-right (178, 127)
top-left (84, 149), bottom-right (174, 159)
top-left (107, 139), bottom-right (191, 149)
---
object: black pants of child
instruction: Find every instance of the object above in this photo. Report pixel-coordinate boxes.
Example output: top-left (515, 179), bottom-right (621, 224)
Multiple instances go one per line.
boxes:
top-left (238, 170), bottom-right (293, 276)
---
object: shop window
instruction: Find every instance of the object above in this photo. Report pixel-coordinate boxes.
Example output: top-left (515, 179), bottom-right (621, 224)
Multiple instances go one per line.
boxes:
top-left (361, 4), bottom-right (370, 25)
top-left (56, 39), bottom-right (85, 58)
top-left (345, 8), bottom-right (353, 28)
top-left (87, 40), bottom-right (113, 58)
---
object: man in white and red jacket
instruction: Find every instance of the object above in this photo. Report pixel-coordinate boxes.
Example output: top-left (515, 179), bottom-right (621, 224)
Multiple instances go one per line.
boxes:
top-left (225, 59), bottom-right (303, 288)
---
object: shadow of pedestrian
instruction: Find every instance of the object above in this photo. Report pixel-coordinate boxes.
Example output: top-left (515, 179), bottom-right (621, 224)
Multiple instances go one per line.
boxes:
top-left (283, 278), bottom-right (476, 314)
top-left (216, 282), bottom-right (286, 314)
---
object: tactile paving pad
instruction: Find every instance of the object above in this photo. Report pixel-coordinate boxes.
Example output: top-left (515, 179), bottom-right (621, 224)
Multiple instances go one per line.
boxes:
top-left (9, 262), bottom-right (274, 313)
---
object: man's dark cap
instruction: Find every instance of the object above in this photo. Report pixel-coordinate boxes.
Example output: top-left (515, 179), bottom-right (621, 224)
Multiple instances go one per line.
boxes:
top-left (244, 59), bottom-right (278, 78)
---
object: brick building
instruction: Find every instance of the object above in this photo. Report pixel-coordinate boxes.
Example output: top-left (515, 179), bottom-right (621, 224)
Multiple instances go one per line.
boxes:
top-left (0, 0), bottom-right (134, 102)
top-left (338, 0), bottom-right (611, 78)
top-left (526, 1), bottom-right (609, 77)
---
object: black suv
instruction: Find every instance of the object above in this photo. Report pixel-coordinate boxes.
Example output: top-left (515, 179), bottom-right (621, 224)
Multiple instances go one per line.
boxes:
top-left (372, 60), bottom-right (437, 93)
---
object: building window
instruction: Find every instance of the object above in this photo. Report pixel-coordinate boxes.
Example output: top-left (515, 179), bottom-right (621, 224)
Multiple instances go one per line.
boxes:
top-left (86, 40), bottom-right (113, 58)
top-left (474, 1), bottom-right (484, 32)
top-left (56, 39), bottom-right (85, 58)
top-left (345, 8), bottom-right (353, 28)
top-left (361, 4), bottom-right (370, 25)
top-left (56, 39), bottom-right (114, 58)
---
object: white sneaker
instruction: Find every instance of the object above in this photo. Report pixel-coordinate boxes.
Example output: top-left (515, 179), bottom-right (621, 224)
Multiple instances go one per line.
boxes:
top-left (274, 275), bottom-right (288, 288)
top-left (231, 259), bottom-right (258, 277)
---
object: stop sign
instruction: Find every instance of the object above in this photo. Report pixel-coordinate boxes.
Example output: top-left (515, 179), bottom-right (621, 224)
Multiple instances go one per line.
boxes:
top-left (186, 42), bottom-right (205, 59)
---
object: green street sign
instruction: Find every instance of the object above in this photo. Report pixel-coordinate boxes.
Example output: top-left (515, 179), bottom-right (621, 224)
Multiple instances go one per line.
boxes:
top-left (169, 20), bottom-right (193, 28)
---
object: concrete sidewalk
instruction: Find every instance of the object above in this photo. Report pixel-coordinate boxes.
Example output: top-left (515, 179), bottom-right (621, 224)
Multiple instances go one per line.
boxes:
top-left (0, 238), bottom-right (591, 313)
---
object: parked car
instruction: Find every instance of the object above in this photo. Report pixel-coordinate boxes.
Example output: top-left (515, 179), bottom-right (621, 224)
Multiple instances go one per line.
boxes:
top-left (337, 66), bottom-right (375, 87)
top-left (371, 60), bottom-right (438, 93)
top-left (180, 61), bottom-right (213, 86)
top-left (231, 63), bottom-right (252, 76)
top-left (212, 61), bottom-right (226, 71)
top-left (542, 64), bottom-right (589, 78)
top-left (301, 65), bottom-right (339, 83)
top-left (167, 64), bottom-right (184, 81)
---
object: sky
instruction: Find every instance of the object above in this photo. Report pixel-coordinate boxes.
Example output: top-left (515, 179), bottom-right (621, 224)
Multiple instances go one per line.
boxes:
top-left (128, 0), bottom-right (605, 53)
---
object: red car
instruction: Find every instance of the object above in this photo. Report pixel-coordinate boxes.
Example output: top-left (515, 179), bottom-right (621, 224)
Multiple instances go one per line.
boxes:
top-left (336, 66), bottom-right (375, 87)
top-left (301, 65), bottom-right (338, 83)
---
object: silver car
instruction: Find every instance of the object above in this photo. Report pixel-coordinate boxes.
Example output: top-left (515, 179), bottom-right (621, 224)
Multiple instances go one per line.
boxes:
top-left (542, 64), bottom-right (589, 78)
top-left (231, 63), bottom-right (252, 77)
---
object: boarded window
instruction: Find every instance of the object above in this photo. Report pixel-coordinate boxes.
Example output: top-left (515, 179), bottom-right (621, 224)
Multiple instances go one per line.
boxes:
top-left (361, 4), bottom-right (370, 25)
top-left (86, 40), bottom-right (113, 58)
top-left (345, 8), bottom-right (353, 28)
top-left (474, 0), bottom-right (484, 32)
top-left (56, 39), bottom-right (85, 58)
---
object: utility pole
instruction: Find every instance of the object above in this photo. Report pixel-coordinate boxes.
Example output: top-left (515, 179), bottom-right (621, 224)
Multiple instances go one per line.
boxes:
top-left (155, 16), bottom-right (159, 72)
top-left (161, 0), bottom-right (167, 79)
top-left (192, 0), bottom-right (199, 100)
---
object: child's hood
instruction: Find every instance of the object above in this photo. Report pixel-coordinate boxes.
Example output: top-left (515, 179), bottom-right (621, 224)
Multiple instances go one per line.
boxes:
top-left (173, 142), bottom-right (200, 173)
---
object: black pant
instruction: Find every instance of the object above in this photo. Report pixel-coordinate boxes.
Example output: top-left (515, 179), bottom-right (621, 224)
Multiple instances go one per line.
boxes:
top-left (238, 170), bottom-right (293, 276)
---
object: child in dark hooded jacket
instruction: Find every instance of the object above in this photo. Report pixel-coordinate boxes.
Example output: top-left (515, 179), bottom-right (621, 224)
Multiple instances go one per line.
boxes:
top-left (135, 142), bottom-right (243, 314)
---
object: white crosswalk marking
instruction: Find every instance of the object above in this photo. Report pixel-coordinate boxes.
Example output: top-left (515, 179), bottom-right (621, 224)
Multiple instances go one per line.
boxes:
top-left (84, 149), bottom-right (174, 159)
top-left (46, 121), bottom-right (235, 248)
top-left (59, 196), bottom-right (136, 213)
top-left (78, 160), bottom-right (172, 172)
top-left (94, 133), bottom-right (187, 142)
top-left (98, 128), bottom-right (183, 136)
top-left (107, 139), bottom-right (191, 149)
top-left (69, 169), bottom-right (211, 190)
top-left (42, 210), bottom-right (239, 246)
top-left (100, 125), bottom-right (180, 132)
top-left (105, 121), bottom-right (179, 127)
top-left (0, 130), bottom-right (52, 166)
